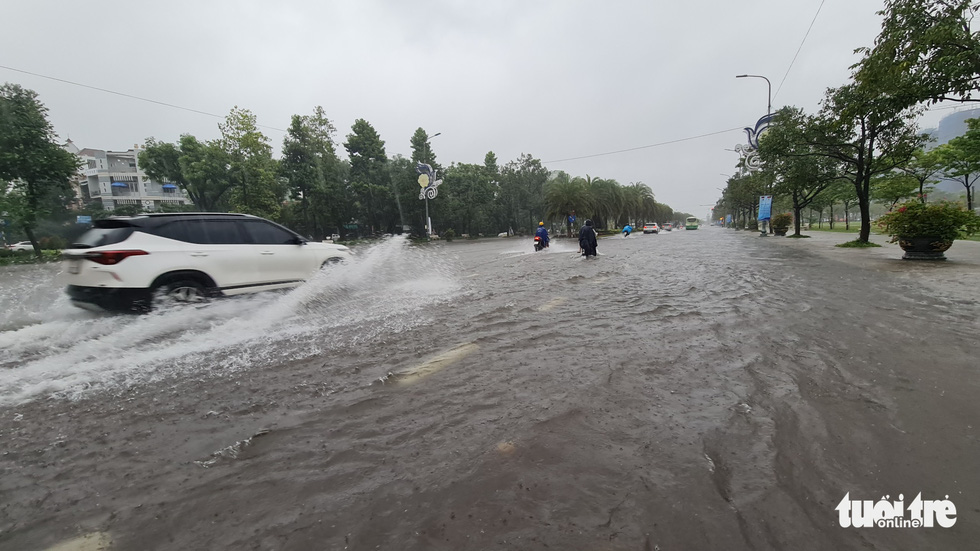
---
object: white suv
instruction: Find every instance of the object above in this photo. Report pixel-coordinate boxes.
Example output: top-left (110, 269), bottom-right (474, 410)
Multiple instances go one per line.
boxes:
top-left (62, 213), bottom-right (351, 312)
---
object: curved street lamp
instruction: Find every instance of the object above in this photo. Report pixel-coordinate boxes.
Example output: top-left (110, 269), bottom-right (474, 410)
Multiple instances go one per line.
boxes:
top-left (736, 74), bottom-right (771, 115)
top-left (421, 132), bottom-right (442, 238)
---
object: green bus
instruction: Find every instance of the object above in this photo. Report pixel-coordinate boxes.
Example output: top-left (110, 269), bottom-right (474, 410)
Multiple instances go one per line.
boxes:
top-left (685, 216), bottom-right (699, 230)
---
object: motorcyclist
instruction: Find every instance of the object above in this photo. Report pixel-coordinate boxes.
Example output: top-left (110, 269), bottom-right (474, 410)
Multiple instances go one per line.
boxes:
top-left (579, 219), bottom-right (598, 258)
top-left (534, 222), bottom-right (550, 248)
top-left (623, 224), bottom-right (633, 237)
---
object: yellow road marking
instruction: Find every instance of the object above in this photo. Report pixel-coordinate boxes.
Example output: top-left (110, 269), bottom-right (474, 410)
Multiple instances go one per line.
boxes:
top-left (537, 297), bottom-right (566, 311)
top-left (392, 343), bottom-right (479, 385)
top-left (45, 533), bottom-right (112, 551)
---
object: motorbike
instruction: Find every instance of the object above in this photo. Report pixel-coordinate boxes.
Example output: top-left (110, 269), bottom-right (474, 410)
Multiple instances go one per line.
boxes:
top-left (533, 235), bottom-right (549, 252)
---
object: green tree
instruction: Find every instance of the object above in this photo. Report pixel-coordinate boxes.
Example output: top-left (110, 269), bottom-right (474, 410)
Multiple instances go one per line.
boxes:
top-left (498, 154), bottom-right (548, 234)
top-left (140, 135), bottom-right (233, 211)
top-left (935, 118), bottom-right (980, 210)
top-left (440, 162), bottom-right (496, 236)
top-left (824, 179), bottom-right (861, 230)
top-left (410, 128), bottom-right (441, 172)
top-left (219, 106), bottom-right (282, 219)
top-left (871, 171), bottom-right (920, 208)
top-left (344, 119), bottom-right (390, 234)
top-left (620, 182), bottom-right (655, 227)
top-left (0, 83), bottom-right (80, 255)
top-left (279, 106), bottom-right (342, 238)
top-left (585, 176), bottom-right (623, 229)
top-left (544, 171), bottom-right (592, 237)
top-left (796, 83), bottom-right (925, 242)
top-left (902, 147), bottom-right (943, 202)
top-left (761, 107), bottom-right (850, 235)
top-left (858, 0), bottom-right (980, 106)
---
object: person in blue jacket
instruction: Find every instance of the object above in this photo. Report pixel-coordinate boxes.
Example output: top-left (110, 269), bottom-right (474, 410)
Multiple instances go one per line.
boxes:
top-left (534, 221), bottom-right (550, 248)
top-left (623, 224), bottom-right (633, 237)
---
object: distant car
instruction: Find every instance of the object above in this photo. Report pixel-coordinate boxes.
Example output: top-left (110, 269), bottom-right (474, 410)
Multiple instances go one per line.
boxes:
top-left (62, 213), bottom-right (352, 312)
top-left (663, 224), bottom-right (673, 232)
top-left (642, 223), bottom-right (660, 234)
top-left (7, 241), bottom-right (33, 251)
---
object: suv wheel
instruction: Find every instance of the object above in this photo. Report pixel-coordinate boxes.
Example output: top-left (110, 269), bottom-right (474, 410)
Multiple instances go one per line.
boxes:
top-left (153, 279), bottom-right (208, 308)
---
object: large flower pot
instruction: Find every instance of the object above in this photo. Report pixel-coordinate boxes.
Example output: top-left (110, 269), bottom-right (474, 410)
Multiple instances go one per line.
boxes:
top-left (773, 229), bottom-right (788, 236)
top-left (897, 236), bottom-right (953, 260)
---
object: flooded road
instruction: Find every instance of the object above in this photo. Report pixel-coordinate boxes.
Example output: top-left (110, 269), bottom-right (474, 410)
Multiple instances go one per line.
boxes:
top-left (1, 229), bottom-right (977, 550)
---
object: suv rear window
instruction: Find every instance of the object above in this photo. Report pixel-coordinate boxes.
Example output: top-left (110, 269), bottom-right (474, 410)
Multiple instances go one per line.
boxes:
top-left (72, 227), bottom-right (135, 248)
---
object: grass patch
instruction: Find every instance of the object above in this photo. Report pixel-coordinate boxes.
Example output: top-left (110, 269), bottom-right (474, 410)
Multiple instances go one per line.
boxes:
top-left (836, 240), bottom-right (882, 248)
top-left (807, 225), bottom-right (860, 233)
top-left (0, 250), bottom-right (62, 266)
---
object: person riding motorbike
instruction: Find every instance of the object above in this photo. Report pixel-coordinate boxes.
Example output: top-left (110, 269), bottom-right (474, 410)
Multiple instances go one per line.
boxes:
top-left (534, 222), bottom-right (550, 248)
top-left (623, 224), bottom-right (633, 237)
top-left (579, 219), bottom-right (598, 258)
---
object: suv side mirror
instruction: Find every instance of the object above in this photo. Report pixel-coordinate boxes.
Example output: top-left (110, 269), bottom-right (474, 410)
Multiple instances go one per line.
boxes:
top-left (291, 236), bottom-right (307, 245)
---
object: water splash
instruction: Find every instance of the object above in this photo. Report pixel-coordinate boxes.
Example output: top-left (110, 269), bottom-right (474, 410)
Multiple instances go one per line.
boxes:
top-left (0, 237), bottom-right (460, 406)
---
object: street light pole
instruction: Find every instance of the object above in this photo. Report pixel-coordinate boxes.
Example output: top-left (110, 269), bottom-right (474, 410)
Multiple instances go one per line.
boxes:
top-left (423, 132), bottom-right (441, 239)
top-left (735, 74), bottom-right (771, 115)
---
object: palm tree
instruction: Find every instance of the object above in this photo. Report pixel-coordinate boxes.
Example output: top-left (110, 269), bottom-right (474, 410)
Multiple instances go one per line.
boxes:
top-left (544, 171), bottom-right (592, 236)
top-left (622, 182), bottom-right (655, 226)
top-left (586, 177), bottom-right (624, 229)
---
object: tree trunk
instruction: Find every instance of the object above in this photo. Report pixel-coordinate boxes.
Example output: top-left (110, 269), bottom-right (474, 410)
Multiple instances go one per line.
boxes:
top-left (828, 203), bottom-right (835, 229)
top-left (858, 196), bottom-right (872, 243)
top-left (23, 226), bottom-right (41, 258)
top-left (793, 206), bottom-right (803, 236)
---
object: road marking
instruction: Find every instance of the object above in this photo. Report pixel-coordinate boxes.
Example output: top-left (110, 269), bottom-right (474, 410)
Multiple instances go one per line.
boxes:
top-left (537, 297), bottom-right (566, 311)
top-left (389, 343), bottom-right (479, 385)
top-left (45, 533), bottom-right (112, 551)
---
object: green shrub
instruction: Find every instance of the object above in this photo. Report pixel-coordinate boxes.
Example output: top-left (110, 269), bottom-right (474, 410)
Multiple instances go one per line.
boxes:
top-left (442, 228), bottom-right (456, 242)
top-left (770, 213), bottom-right (792, 231)
top-left (876, 201), bottom-right (980, 242)
top-left (836, 239), bottom-right (880, 247)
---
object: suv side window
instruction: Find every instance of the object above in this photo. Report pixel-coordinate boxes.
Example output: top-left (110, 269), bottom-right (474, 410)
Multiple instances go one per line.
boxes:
top-left (152, 220), bottom-right (198, 243)
top-left (202, 220), bottom-right (248, 244)
top-left (152, 219), bottom-right (247, 244)
top-left (242, 220), bottom-right (297, 244)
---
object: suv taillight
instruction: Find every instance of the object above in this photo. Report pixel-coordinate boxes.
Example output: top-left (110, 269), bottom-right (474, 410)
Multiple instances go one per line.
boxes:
top-left (83, 250), bottom-right (149, 265)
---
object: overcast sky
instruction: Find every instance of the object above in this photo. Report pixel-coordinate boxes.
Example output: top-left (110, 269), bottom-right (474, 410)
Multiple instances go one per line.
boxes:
top-left (0, 0), bottom-right (968, 217)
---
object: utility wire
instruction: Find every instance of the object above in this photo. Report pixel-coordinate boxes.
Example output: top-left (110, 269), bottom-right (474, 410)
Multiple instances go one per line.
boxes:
top-left (0, 64), bottom-right (287, 133)
top-left (773, 0), bottom-right (826, 101)
top-left (543, 127), bottom-right (744, 164)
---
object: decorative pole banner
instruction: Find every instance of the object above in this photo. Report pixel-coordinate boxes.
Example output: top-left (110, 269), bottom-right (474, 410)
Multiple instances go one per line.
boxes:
top-left (736, 113), bottom-right (776, 174)
top-left (758, 195), bottom-right (773, 221)
top-left (416, 162), bottom-right (442, 200)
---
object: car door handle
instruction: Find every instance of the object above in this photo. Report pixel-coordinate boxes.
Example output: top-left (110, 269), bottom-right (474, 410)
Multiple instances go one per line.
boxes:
top-left (260, 251), bottom-right (275, 255)
top-left (190, 252), bottom-right (209, 257)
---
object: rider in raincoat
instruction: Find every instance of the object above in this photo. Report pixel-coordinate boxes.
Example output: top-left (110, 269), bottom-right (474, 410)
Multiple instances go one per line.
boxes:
top-left (579, 219), bottom-right (598, 258)
top-left (534, 222), bottom-right (550, 247)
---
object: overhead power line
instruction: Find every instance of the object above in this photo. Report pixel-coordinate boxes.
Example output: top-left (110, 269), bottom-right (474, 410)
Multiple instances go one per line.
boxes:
top-left (0, 64), bottom-right (286, 133)
top-left (773, 0), bottom-right (827, 101)
top-left (543, 127), bottom-right (744, 164)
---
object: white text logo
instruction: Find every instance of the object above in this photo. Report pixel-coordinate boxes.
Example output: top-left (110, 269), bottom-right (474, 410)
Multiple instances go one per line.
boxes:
top-left (836, 493), bottom-right (956, 528)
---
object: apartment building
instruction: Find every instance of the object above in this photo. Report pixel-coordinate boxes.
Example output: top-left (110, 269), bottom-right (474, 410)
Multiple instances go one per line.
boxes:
top-left (65, 140), bottom-right (193, 211)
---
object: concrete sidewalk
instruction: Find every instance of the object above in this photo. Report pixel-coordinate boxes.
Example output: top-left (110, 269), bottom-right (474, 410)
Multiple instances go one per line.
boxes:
top-left (744, 228), bottom-right (980, 304)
